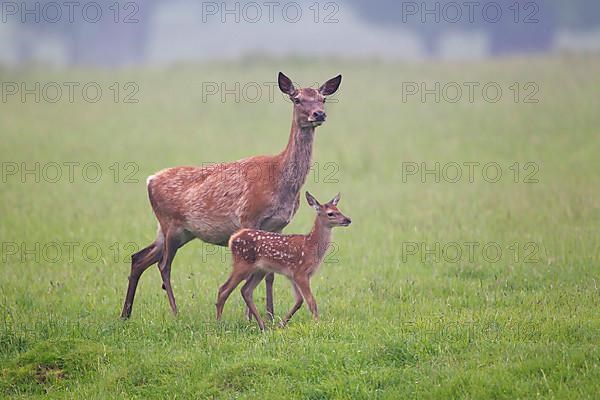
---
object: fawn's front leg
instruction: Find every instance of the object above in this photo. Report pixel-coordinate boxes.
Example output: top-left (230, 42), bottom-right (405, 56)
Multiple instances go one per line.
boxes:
top-left (280, 282), bottom-right (304, 328)
top-left (294, 275), bottom-right (318, 320)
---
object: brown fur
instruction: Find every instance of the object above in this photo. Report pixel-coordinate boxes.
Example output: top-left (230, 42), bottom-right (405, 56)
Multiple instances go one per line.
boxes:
top-left (216, 192), bottom-right (351, 330)
top-left (120, 73), bottom-right (342, 319)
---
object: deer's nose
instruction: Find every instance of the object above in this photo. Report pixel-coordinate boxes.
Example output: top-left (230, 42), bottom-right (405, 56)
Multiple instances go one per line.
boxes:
top-left (312, 110), bottom-right (326, 121)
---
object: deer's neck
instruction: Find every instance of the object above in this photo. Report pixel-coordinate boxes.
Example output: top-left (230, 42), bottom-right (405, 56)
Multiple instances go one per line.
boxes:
top-left (278, 118), bottom-right (315, 201)
top-left (307, 217), bottom-right (332, 261)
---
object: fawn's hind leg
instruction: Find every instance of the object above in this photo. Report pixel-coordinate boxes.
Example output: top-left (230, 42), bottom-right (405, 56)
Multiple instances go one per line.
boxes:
top-left (216, 263), bottom-right (252, 320)
top-left (241, 271), bottom-right (267, 330)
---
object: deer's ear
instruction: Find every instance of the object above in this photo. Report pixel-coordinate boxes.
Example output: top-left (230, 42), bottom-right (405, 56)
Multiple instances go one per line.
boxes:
top-left (278, 72), bottom-right (296, 96)
top-left (329, 192), bottom-right (341, 206)
top-left (305, 191), bottom-right (321, 210)
top-left (319, 74), bottom-right (342, 96)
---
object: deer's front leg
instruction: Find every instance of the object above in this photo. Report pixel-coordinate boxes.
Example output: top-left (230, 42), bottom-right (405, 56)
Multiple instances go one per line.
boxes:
top-left (245, 272), bottom-right (275, 321)
top-left (265, 273), bottom-right (275, 320)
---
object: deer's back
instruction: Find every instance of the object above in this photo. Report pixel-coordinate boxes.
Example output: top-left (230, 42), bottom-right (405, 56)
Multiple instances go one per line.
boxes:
top-left (146, 156), bottom-right (288, 245)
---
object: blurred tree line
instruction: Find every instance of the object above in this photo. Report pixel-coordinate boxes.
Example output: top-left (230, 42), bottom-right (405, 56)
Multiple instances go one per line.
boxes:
top-left (13, 0), bottom-right (158, 66)
top-left (10, 0), bottom-right (600, 66)
top-left (346, 0), bottom-right (600, 55)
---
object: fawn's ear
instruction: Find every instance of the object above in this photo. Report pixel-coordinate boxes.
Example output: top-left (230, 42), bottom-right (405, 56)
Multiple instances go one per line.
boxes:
top-left (319, 74), bottom-right (342, 96)
top-left (278, 72), bottom-right (296, 96)
top-left (305, 191), bottom-right (321, 210)
top-left (329, 192), bottom-right (341, 206)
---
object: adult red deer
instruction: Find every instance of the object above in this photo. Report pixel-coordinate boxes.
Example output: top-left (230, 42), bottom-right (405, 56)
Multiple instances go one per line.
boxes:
top-left (120, 72), bottom-right (342, 319)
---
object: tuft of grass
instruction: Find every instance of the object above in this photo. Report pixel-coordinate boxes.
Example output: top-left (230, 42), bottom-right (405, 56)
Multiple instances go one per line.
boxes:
top-left (0, 339), bottom-right (109, 396)
top-left (211, 360), bottom-right (296, 393)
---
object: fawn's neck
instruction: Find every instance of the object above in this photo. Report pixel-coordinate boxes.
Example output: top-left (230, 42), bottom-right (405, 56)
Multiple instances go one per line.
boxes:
top-left (307, 217), bottom-right (332, 261)
top-left (278, 118), bottom-right (315, 201)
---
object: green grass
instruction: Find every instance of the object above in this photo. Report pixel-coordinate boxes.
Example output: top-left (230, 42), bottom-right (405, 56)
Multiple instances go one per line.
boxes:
top-left (1, 55), bottom-right (599, 398)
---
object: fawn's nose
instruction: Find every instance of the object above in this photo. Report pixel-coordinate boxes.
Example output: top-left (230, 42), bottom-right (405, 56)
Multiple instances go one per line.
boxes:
top-left (344, 217), bottom-right (352, 225)
top-left (312, 110), bottom-right (326, 121)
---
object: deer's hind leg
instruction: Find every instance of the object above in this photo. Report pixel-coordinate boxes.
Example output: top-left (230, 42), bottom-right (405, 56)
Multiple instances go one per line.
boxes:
top-left (157, 227), bottom-right (193, 316)
top-left (120, 231), bottom-right (164, 319)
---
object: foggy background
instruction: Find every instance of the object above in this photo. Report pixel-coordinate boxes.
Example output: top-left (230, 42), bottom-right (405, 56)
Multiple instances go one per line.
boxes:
top-left (1, 0), bottom-right (599, 67)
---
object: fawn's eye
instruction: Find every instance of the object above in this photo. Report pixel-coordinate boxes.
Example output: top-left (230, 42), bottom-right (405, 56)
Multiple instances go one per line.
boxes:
top-left (327, 212), bottom-right (334, 217)
top-left (292, 97), bottom-right (301, 104)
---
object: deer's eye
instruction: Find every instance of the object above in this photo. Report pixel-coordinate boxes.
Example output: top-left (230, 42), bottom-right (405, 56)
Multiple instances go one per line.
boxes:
top-left (327, 212), bottom-right (335, 217)
top-left (292, 97), bottom-right (301, 104)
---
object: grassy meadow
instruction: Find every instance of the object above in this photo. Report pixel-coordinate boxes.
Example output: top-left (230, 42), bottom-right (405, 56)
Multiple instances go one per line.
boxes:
top-left (1, 56), bottom-right (599, 398)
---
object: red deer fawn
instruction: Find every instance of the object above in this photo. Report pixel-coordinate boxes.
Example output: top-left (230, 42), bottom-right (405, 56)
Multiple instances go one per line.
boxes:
top-left (120, 72), bottom-right (342, 319)
top-left (216, 191), bottom-right (351, 330)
